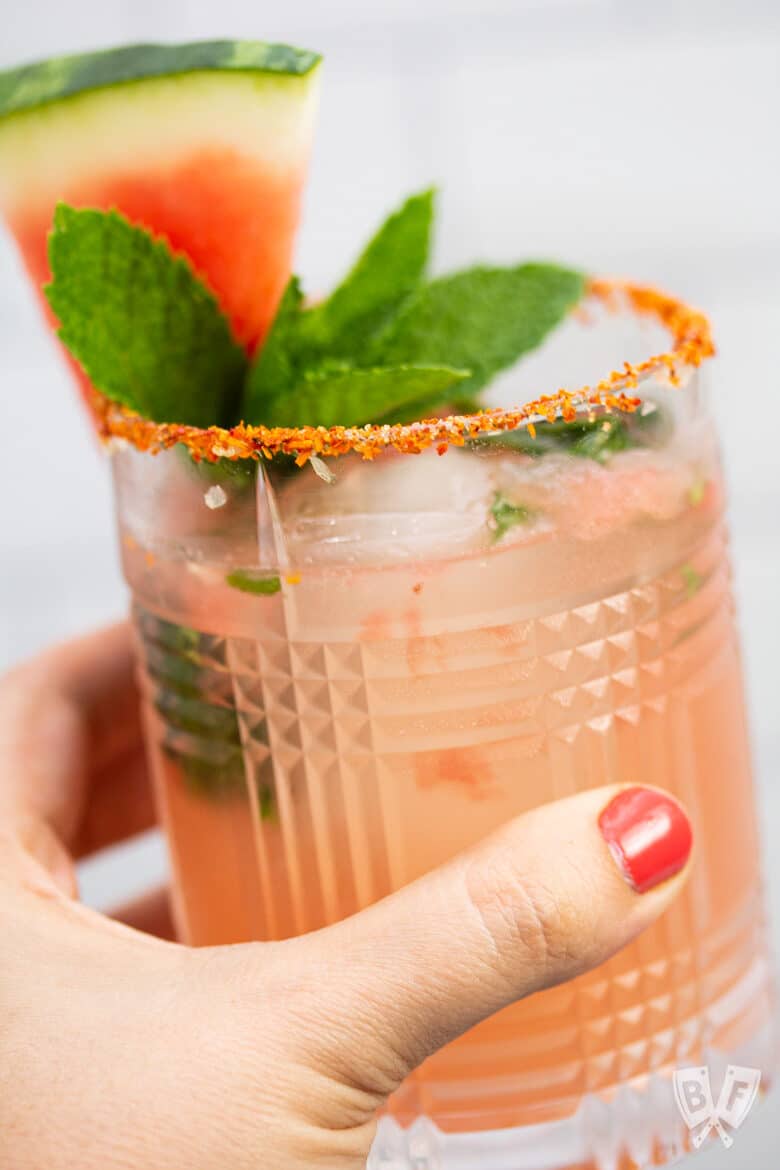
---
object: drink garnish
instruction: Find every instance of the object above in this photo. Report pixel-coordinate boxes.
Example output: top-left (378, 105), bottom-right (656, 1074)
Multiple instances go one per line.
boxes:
top-left (254, 364), bottom-right (471, 428)
top-left (225, 570), bottom-right (282, 595)
top-left (475, 403), bottom-right (671, 463)
top-left (139, 608), bottom-right (275, 812)
top-left (246, 189), bottom-right (585, 422)
top-left (242, 188), bottom-right (442, 412)
top-left (245, 189), bottom-right (585, 423)
top-left (488, 494), bottom-right (534, 542)
top-left (46, 204), bottom-right (247, 427)
top-left (681, 564), bottom-right (703, 597)
top-left (292, 188), bottom-right (436, 359)
top-left (366, 262), bottom-right (585, 397)
top-left (43, 188), bottom-right (585, 430)
top-left (0, 42), bottom-right (716, 460)
top-left (83, 276), bottom-right (711, 463)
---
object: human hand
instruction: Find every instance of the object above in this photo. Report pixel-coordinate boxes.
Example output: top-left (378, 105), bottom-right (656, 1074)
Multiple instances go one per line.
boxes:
top-left (0, 623), bottom-right (693, 1169)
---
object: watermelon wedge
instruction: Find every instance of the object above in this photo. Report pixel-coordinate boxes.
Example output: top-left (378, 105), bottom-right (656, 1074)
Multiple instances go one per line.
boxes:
top-left (0, 41), bottom-right (321, 370)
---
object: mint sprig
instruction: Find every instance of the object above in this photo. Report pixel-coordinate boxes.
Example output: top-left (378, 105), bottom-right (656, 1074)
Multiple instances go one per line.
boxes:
top-left (46, 192), bottom-right (587, 432)
top-left (244, 203), bottom-right (585, 425)
top-left (45, 204), bottom-right (247, 427)
top-left (244, 189), bottom-right (435, 419)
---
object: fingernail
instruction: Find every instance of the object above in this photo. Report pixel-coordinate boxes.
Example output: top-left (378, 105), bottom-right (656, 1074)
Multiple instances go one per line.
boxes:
top-left (598, 787), bottom-right (693, 894)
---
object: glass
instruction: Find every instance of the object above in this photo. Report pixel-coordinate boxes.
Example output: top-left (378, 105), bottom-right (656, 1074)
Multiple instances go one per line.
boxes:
top-left (110, 305), bottom-right (775, 1169)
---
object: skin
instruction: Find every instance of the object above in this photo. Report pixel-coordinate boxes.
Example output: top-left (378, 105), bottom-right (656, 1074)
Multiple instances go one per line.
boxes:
top-left (0, 623), bottom-right (692, 1170)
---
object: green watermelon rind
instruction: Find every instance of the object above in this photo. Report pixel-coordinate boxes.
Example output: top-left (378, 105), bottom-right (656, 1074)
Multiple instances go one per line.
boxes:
top-left (0, 40), bottom-right (321, 121)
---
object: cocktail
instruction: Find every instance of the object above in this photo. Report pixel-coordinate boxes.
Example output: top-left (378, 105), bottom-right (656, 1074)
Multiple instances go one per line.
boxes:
top-left (0, 39), bottom-right (773, 1170)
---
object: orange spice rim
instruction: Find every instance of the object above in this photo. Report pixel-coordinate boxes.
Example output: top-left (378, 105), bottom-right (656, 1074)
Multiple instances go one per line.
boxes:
top-left (91, 277), bottom-right (715, 465)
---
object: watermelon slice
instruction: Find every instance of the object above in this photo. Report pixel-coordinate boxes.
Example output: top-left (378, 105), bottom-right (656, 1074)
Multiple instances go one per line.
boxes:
top-left (0, 41), bottom-right (321, 368)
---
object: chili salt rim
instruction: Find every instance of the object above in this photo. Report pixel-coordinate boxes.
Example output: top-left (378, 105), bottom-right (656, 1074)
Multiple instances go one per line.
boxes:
top-left (90, 277), bottom-right (715, 464)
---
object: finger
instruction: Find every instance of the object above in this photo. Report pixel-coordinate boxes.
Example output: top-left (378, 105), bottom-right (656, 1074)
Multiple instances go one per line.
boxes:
top-left (72, 744), bottom-right (155, 859)
top-left (301, 784), bottom-right (693, 1089)
top-left (0, 622), bottom-right (155, 857)
top-left (0, 811), bottom-right (79, 898)
top-left (109, 885), bottom-right (177, 941)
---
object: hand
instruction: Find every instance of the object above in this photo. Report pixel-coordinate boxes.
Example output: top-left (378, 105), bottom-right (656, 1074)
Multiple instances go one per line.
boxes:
top-left (0, 623), bottom-right (693, 1169)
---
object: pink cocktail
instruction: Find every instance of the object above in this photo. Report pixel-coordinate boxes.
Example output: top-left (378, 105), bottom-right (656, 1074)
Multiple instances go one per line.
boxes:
top-left (111, 290), bottom-right (775, 1169)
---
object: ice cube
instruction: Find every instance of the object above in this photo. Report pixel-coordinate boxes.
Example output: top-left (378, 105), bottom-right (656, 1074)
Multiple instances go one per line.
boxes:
top-left (278, 447), bottom-right (497, 564)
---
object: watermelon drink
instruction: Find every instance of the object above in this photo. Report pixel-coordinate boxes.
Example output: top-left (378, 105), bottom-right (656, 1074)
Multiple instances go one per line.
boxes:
top-left (111, 370), bottom-right (774, 1166)
top-left (0, 39), bottom-right (773, 1170)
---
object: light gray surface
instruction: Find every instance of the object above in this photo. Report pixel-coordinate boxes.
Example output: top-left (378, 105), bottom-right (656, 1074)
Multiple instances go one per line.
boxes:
top-left (2, 2), bottom-right (779, 1165)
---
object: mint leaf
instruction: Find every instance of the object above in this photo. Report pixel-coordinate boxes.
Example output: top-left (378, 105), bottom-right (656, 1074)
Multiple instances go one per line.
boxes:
top-left (257, 364), bottom-right (469, 428)
top-left (569, 417), bottom-right (630, 462)
top-left (371, 264), bottom-right (586, 395)
top-left (302, 187), bottom-right (435, 355)
top-left (488, 493), bottom-right (532, 542)
top-left (680, 563), bottom-right (703, 598)
top-left (244, 277), bottom-right (304, 409)
top-left (225, 570), bottom-right (282, 595)
top-left (243, 190), bottom-right (435, 423)
top-left (164, 745), bottom-right (247, 801)
top-left (243, 207), bottom-right (583, 431)
top-left (45, 203), bottom-right (247, 426)
top-left (136, 610), bottom-right (265, 807)
top-left (258, 784), bottom-right (277, 821)
top-left (474, 408), bottom-right (667, 463)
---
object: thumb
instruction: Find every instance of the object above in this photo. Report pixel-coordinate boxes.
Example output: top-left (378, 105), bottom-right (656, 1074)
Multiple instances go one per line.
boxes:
top-left (305, 784), bottom-right (692, 1092)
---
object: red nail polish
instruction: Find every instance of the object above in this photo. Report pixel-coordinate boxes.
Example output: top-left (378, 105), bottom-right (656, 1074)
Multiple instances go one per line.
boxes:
top-left (598, 787), bottom-right (693, 894)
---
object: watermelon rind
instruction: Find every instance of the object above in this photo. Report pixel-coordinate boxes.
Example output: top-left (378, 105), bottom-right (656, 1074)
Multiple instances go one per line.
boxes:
top-left (0, 40), bottom-right (321, 120)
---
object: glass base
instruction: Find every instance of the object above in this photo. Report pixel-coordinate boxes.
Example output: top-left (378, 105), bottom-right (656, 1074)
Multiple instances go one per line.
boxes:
top-left (370, 1017), bottom-right (776, 1169)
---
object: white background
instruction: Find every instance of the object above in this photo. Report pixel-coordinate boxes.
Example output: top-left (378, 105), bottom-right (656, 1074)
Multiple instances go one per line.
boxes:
top-left (1, 2), bottom-right (779, 1164)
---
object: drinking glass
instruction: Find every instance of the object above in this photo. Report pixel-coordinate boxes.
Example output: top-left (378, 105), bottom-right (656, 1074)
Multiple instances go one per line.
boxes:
top-left (110, 288), bottom-right (775, 1169)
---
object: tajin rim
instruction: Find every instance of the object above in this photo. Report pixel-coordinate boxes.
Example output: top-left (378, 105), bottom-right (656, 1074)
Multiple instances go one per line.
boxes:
top-left (91, 277), bottom-right (715, 464)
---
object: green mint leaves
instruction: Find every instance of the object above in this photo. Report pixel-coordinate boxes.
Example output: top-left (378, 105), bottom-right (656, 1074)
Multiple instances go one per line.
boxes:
top-left (246, 191), bottom-right (585, 425)
top-left (299, 187), bottom-right (435, 357)
top-left (245, 276), bottom-right (305, 405)
top-left (138, 610), bottom-right (274, 812)
top-left (255, 364), bottom-right (470, 428)
top-left (46, 190), bottom-right (586, 431)
top-left (45, 204), bottom-right (247, 427)
top-left (367, 264), bottom-right (585, 396)
top-left (475, 407), bottom-right (668, 464)
top-left (243, 188), bottom-right (440, 423)
top-left (489, 493), bottom-right (533, 542)
top-left (225, 570), bottom-right (282, 595)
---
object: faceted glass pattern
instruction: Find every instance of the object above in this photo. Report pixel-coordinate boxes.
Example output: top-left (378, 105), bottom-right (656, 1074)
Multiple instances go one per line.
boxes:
top-left (130, 515), bottom-right (774, 1167)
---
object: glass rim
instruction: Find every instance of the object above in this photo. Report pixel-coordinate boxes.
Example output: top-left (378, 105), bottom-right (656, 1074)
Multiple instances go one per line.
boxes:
top-left (92, 277), bottom-right (715, 465)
